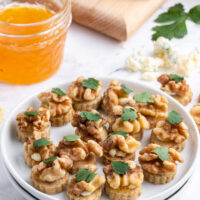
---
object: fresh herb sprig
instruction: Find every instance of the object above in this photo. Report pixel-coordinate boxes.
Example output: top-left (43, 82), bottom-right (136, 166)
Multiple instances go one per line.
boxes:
top-left (152, 3), bottom-right (200, 40)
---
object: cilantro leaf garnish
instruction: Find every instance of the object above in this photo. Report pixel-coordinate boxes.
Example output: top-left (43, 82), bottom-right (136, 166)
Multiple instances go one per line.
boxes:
top-left (152, 3), bottom-right (200, 40)
top-left (167, 111), bottom-right (183, 125)
top-left (108, 131), bottom-right (128, 138)
top-left (189, 5), bottom-right (200, 24)
top-left (82, 78), bottom-right (99, 90)
top-left (80, 111), bottom-right (101, 121)
top-left (33, 138), bottom-right (51, 147)
top-left (53, 88), bottom-right (66, 96)
top-left (121, 108), bottom-right (137, 121)
top-left (134, 92), bottom-right (154, 103)
top-left (152, 146), bottom-right (170, 161)
top-left (111, 161), bottom-right (130, 175)
top-left (76, 168), bottom-right (96, 182)
top-left (121, 84), bottom-right (132, 94)
top-left (169, 74), bottom-right (184, 82)
top-left (64, 135), bottom-right (81, 142)
top-left (43, 156), bottom-right (57, 164)
top-left (24, 111), bottom-right (40, 116)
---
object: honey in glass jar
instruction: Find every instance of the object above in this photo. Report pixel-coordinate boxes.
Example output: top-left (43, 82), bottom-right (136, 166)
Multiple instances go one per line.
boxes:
top-left (0, 0), bottom-right (71, 84)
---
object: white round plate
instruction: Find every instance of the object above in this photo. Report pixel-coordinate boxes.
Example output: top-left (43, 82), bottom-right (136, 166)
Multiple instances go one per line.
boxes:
top-left (1, 78), bottom-right (199, 200)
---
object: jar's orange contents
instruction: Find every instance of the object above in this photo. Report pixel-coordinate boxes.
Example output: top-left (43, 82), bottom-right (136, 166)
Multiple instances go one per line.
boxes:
top-left (0, 4), bottom-right (67, 84)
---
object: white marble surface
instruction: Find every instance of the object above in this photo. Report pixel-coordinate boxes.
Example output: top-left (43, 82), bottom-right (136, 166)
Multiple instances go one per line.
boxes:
top-left (0, 0), bottom-right (200, 199)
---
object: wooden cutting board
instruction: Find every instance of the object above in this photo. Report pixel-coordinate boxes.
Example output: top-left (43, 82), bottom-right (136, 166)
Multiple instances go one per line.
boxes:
top-left (72, 0), bottom-right (166, 41)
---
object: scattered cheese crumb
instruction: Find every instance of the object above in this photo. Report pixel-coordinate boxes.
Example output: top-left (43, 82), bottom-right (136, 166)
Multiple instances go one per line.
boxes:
top-left (0, 108), bottom-right (3, 123)
top-left (127, 37), bottom-right (200, 81)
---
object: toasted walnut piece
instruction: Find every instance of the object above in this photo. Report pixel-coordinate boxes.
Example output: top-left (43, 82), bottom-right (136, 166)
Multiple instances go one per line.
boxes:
top-left (32, 155), bottom-right (72, 183)
top-left (72, 109), bottom-right (108, 142)
top-left (87, 140), bottom-right (103, 157)
top-left (67, 77), bottom-right (102, 102)
top-left (102, 80), bottom-right (134, 115)
top-left (190, 104), bottom-right (200, 131)
top-left (103, 135), bottom-right (140, 155)
top-left (69, 174), bottom-right (105, 197)
top-left (152, 120), bottom-right (189, 143)
top-left (158, 74), bottom-right (189, 97)
top-left (103, 161), bottom-right (143, 190)
top-left (24, 137), bottom-right (56, 167)
top-left (139, 144), bottom-right (183, 174)
top-left (57, 138), bottom-right (103, 162)
top-left (16, 107), bottom-right (50, 132)
top-left (108, 108), bottom-right (150, 137)
top-left (38, 90), bottom-right (73, 118)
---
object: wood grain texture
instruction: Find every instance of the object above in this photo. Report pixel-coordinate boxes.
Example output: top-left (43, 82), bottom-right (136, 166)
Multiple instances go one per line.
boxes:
top-left (72, 0), bottom-right (166, 41)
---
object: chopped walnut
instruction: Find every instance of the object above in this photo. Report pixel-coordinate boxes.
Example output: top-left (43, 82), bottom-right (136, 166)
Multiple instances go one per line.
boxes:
top-left (139, 144), bottom-right (184, 174)
top-left (102, 80), bottom-right (134, 115)
top-left (31, 155), bottom-right (73, 183)
top-left (158, 74), bottom-right (189, 97)
top-left (134, 94), bottom-right (168, 127)
top-left (103, 161), bottom-right (143, 189)
top-left (72, 109), bottom-right (108, 142)
top-left (38, 89), bottom-right (73, 118)
top-left (16, 107), bottom-right (50, 132)
top-left (102, 135), bottom-right (140, 158)
top-left (152, 120), bottom-right (189, 143)
top-left (67, 77), bottom-right (102, 102)
top-left (57, 138), bottom-right (103, 161)
top-left (24, 137), bottom-right (56, 167)
top-left (69, 173), bottom-right (105, 197)
top-left (190, 104), bottom-right (200, 131)
top-left (157, 74), bottom-right (192, 106)
top-left (108, 107), bottom-right (150, 138)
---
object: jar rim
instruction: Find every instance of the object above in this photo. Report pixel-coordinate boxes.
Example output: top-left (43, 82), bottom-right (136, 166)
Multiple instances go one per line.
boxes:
top-left (0, 0), bottom-right (71, 25)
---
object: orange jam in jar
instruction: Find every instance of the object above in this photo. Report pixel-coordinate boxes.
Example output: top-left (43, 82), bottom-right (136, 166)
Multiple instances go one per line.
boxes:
top-left (0, 0), bottom-right (71, 84)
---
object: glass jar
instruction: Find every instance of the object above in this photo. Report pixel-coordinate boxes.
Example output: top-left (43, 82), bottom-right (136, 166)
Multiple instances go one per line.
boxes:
top-left (0, 0), bottom-right (71, 84)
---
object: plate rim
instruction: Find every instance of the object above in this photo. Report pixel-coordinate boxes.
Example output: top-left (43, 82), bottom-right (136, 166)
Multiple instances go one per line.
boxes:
top-left (1, 77), bottom-right (200, 200)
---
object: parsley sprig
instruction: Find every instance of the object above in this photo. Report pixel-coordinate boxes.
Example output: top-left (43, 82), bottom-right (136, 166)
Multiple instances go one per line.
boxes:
top-left (152, 3), bottom-right (200, 40)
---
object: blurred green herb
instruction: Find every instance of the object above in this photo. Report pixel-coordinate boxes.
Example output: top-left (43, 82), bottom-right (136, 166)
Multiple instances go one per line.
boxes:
top-left (152, 3), bottom-right (200, 40)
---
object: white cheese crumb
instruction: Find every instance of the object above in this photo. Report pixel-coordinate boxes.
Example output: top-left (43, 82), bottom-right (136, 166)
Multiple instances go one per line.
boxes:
top-left (142, 72), bottom-right (160, 81)
top-left (31, 153), bottom-right (41, 161)
top-left (81, 191), bottom-right (92, 196)
top-left (127, 37), bottom-right (200, 80)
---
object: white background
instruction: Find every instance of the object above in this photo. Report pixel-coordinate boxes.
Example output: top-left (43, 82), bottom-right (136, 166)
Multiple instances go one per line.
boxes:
top-left (0, 0), bottom-right (200, 199)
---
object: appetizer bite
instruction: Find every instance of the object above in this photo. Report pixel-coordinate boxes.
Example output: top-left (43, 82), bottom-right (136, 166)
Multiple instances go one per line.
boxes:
top-left (139, 144), bottom-right (184, 184)
top-left (67, 77), bottom-right (102, 111)
top-left (102, 80), bottom-right (134, 115)
top-left (72, 109), bottom-right (108, 143)
top-left (31, 155), bottom-right (73, 194)
top-left (150, 111), bottom-right (189, 151)
top-left (57, 135), bottom-right (103, 174)
top-left (16, 107), bottom-right (50, 142)
top-left (103, 161), bottom-right (143, 200)
top-left (67, 168), bottom-right (105, 200)
top-left (157, 74), bottom-right (192, 106)
top-left (108, 106), bottom-right (150, 140)
top-left (24, 137), bottom-right (56, 167)
top-left (102, 132), bottom-right (141, 164)
top-left (38, 88), bottom-right (74, 126)
top-left (190, 104), bottom-right (200, 131)
top-left (134, 92), bottom-right (168, 128)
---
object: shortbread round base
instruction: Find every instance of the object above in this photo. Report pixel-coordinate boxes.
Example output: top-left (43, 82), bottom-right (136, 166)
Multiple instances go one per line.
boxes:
top-left (150, 132), bottom-right (185, 152)
top-left (31, 173), bottom-right (69, 194)
top-left (67, 186), bottom-right (102, 200)
top-left (143, 169), bottom-right (176, 184)
top-left (73, 95), bottom-right (102, 111)
top-left (105, 183), bottom-right (141, 200)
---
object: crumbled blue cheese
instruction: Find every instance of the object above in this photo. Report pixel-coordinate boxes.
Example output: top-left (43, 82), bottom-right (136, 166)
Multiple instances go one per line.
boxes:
top-left (127, 37), bottom-right (200, 81)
